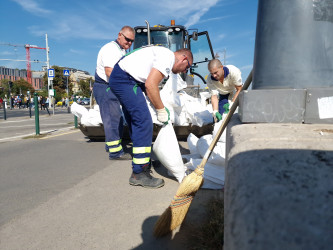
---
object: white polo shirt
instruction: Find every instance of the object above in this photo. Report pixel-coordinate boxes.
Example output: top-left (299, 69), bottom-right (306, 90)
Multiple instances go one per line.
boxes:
top-left (96, 41), bottom-right (125, 82)
top-left (207, 65), bottom-right (242, 97)
top-left (118, 46), bottom-right (175, 83)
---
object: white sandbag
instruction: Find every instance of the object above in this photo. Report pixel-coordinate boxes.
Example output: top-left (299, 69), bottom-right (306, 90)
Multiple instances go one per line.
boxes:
top-left (86, 109), bottom-right (103, 126)
top-left (181, 153), bottom-right (202, 163)
top-left (187, 133), bottom-right (199, 155)
top-left (196, 135), bottom-right (226, 166)
top-left (199, 91), bottom-right (211, 107)
top-left (189, 158), bottom-right (225, 184)
top-left (153, 122), bottom-right (185, 182)
top-left (212, 120), bottom-right (227, 143)
top-left (184, 159), bottom-right (225, 189)
top-left (183, 96), bottom-right (213, 126)
top-left (71, 102), bottom-right (89, 119)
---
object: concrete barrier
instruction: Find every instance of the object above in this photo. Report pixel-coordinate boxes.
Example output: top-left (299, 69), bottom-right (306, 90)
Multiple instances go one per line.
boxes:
top-left (224, 114), bottom-right (333, 250)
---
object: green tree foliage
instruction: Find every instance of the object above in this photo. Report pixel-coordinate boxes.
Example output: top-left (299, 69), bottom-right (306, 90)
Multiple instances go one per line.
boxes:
top-left (79, 78), bottom-right (93, 98)
top-left (0, 78), bottom-right (34, 97)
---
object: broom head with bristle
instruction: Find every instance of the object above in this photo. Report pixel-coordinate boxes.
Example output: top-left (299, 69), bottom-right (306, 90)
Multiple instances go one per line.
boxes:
top-left (153, 166), bottom-right (204, 237)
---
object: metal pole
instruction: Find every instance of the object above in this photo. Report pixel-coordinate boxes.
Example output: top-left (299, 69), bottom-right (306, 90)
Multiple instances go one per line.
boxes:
top-left (74, 97), bottom-right (78, 128)
top-left (45, 34), bottom-right (51, 106)
top-left (34, 93), bottom-right (40, 135)
top-left (29, 95), bottom-right (32, 118)
top-left (3, 100), bottom-right (6, 120)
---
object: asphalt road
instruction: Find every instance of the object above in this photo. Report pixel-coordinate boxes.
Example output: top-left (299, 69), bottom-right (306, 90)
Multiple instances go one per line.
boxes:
top-left (0, 107), bottom-right (76, 142)
top-left (0, 110), bottom-right (223, 249)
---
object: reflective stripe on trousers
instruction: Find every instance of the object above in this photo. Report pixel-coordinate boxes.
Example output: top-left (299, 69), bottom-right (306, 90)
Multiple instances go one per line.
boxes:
top-left (109, 64), bottom-right (153, 173)
top-left (106, 139), bottom-right (123, 153)
top-left (93, 73), bottom-right (124, 158)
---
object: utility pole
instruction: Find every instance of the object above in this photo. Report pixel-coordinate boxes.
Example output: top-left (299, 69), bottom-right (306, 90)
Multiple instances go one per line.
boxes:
top-left (45, 34), bottom-right (51, 108)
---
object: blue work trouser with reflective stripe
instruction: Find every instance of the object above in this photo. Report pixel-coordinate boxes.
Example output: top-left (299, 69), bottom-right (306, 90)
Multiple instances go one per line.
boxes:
top-left (218, 93), bottom-right (230, 114)
top-left (109, 64), bottom-right (153, 173)
top-left (93, 74), bottom-right (124, 158)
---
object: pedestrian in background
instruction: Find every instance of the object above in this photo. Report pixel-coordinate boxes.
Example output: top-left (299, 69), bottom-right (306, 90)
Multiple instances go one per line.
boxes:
top-left (93, 26), bottom-right (135, 160)
top-left (109, 46), bottom-right (193, 188)
top-left (207, 59), bottom-right (243, 122)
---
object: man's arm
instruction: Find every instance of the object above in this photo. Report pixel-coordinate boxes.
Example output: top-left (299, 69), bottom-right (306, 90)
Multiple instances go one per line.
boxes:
top-left (211, 94), bottom-right (219, 111)
top-left (104, 67), bottom-right (113, 78)
top-left (232, 85), bottom-right (243, 102)
top-left (145, 68), bottom-right (165, 109)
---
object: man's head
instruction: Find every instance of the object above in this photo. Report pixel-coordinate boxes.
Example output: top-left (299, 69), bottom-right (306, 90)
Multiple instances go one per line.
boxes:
top-left (172, 48), bottom-right (193, 74)
top-left (117, 26), bottom-right (135, 50)
top-left (208, 59), bottom-right (224, 81)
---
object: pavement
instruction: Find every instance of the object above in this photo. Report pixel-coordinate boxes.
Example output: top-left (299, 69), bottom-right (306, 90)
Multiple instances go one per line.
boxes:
top-left (0, 112), bottom-right (223, 250)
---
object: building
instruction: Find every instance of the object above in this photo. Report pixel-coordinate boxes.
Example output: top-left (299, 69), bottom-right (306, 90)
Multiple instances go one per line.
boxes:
top-left (0, 66), bottom-right (44, 90)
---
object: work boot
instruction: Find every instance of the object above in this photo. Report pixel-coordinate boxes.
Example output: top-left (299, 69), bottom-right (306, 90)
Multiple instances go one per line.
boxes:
top-left (129, 166), bottom-right (165, 189)
top-left (109, 152), bottom-right (132, 161)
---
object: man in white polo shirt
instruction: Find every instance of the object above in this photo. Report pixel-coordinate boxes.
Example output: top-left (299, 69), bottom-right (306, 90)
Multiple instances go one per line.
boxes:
top-left (109, 46), bottom-right (193, 188)
top-left (93, 26), bottom-right (135, 160)
top-left (207, 58), bottom-right (243, 122)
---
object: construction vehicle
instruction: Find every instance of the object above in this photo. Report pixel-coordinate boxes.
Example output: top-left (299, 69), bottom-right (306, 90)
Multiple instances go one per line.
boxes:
top-left (79, 20), bottom-right (215, 140)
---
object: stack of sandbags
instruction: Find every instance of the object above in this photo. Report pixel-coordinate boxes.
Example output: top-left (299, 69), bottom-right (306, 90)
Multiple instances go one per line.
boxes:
top-left (71, 103), bottom-right (103, 126)
top-left (149, 73), bottom-right (213, 126)
top-left (182, 120), bottom-right (226, 189)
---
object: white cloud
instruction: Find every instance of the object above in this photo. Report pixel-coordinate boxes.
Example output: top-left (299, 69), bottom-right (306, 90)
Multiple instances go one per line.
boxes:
top-left (240, 64), bottom-right (253, 71)
top-left (11, 0), bottom-right (51, 16)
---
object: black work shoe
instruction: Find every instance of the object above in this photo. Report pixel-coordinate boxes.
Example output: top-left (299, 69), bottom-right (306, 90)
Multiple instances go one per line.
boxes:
top-left (109, 152), bottom-right (132, 161)
top-left (129, 167), bottom-right (165, 189)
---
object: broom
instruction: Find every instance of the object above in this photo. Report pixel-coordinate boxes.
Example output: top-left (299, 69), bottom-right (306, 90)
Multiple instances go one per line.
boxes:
top-left (153, 69), bottom-right (253, 237)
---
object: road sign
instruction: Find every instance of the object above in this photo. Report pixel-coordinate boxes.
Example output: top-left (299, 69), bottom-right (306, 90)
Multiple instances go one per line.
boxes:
top-left (63, 69), bottom-right (70, 76)
top-left (48, 69), bottom-right (55, 78)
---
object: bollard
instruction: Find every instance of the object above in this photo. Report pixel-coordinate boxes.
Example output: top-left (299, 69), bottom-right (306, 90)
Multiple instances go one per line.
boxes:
top-left (74, 97), bottom-right (78, 128)
top-left (34, 93), bottom-right (40, 135)
top-left (29, 102), bottom-right (32, 118)
top-left (3, 101), bottom-right (6, 120)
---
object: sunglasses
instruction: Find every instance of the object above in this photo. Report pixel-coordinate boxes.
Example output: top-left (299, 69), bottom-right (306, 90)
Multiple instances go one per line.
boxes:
top-left (184, 55), bottom-right (191, 70)
top-left (121, 33), bottom-right (134, 43)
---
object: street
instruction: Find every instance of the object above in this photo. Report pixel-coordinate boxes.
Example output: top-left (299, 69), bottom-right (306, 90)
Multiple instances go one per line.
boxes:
top-left (0, 107), bottom-right (76, 142)
top-left (0, 109), bottom-right (222, 249)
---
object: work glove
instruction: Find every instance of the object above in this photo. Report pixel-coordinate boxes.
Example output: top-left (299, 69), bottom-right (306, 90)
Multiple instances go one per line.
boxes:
top-left (213, 110), bottom-right (222, 123)
top-left (223, 102), bottom-right (230, 114)
top-left (156, 107), bottom-right (170, 125)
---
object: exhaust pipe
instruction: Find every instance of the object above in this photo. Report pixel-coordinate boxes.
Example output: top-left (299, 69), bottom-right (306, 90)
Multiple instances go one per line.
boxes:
top-left (145, 20), bottom-right (151, 45)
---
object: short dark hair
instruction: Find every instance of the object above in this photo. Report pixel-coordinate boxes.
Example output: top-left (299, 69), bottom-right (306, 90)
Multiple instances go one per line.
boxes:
top-left (176, 48), bottom-right (193, 61)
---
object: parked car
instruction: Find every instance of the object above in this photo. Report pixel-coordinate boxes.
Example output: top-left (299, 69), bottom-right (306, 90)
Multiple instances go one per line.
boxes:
top-left (80, 98), bottom-right (90, 105)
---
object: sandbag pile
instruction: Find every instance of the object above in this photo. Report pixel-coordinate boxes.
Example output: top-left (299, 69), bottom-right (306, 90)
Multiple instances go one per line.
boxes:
top-left (72, 73), bottom-right (213, 127)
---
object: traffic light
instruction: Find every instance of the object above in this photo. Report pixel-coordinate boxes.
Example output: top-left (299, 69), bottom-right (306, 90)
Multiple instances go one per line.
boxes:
top-left (9, 81), bottom-right (13, 89)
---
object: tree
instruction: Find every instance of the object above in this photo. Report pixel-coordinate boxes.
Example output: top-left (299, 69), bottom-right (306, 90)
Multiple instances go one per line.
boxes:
top-left (12, 79), bottom-right (35, 95)
top-left (79, 78), bottom-right (93, 97)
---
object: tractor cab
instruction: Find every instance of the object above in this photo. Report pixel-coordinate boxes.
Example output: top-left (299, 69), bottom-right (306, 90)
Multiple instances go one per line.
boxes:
top-left (133, 21), bottom-right (215, 86)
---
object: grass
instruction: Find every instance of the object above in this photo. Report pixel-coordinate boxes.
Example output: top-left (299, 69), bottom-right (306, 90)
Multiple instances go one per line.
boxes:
top-left (187, 197), bottom-right (224, 250)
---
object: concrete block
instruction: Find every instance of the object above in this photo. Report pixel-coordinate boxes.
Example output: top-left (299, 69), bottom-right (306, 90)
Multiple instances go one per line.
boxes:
top-left (304, 88), bottom-right (333, 124)
top-left (239, 89), bottom-right (306, 123)
top-left (224, 114), bottom-right (333, 250)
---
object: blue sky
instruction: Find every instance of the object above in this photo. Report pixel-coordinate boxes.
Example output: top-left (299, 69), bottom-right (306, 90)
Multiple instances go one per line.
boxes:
top-left (0, 0), bottom-right (258, 85)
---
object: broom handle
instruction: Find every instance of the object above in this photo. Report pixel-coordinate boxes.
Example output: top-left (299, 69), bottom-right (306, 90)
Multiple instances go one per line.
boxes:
top-left (199, 69), bottom-right (253, 168)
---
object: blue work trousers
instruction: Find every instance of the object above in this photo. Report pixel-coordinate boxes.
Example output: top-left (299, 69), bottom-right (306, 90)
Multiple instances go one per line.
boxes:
top-left (109, 64), bottom-right (153, 173)
top-left (219, 93), bottom-right (230, 114)
top-left (93, 80), bottom-right (124, 158)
